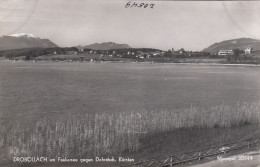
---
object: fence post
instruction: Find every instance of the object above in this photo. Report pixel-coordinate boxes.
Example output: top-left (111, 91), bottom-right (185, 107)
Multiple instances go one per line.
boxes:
top-left (198, 152), bottom-right (201, 160)
top-left (170, 156), bottom-right (173, 167)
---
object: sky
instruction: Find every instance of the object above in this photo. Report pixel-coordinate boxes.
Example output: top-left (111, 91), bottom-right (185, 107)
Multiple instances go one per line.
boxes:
top-left (0, 0), bottom-right (260, 51)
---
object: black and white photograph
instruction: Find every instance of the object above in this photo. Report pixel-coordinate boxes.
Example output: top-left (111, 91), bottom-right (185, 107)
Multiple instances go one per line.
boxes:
top-left (1, 0), bottom-right (260, 167)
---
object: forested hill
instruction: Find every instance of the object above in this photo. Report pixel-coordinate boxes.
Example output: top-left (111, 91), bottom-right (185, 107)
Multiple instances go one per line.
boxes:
top-left (202, 38), bottom-right (260, 53)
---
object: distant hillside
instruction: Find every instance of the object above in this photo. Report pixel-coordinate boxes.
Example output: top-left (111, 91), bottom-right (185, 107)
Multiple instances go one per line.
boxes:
top-left (110, 48), bottom-right (163, 52)
top-left (0, 33), bottom-right (58, 50)
top-left (83, 42), bottom-right (131, 50)
top-left (202, 38), bottom-right (260, 53)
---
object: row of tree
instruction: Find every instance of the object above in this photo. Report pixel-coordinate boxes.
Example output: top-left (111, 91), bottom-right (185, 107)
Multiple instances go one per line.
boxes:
top-left (0, 47), bottom-right (78, 59)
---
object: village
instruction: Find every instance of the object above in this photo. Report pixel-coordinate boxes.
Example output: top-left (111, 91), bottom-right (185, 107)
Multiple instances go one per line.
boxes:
top-left (0, 44), bottom-right (259, 64)
top-left (46, 46), bottom-right (257, 64)
top-left (59, 46), bottom-right (255, 58)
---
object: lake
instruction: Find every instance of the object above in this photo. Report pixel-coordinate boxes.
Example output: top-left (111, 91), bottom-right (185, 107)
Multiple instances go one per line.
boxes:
top-left (1, 61), bottom-right (260, 126)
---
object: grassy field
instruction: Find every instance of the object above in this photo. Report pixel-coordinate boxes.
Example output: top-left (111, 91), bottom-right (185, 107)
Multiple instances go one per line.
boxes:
top-left (1, 101), bottom-right (260, 166)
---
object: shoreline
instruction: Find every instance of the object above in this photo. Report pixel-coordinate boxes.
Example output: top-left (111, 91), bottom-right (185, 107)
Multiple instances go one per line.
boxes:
top-left (1, 59), bottom-right (260, 67)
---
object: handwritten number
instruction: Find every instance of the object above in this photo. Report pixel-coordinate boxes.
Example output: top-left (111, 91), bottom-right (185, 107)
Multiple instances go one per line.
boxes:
top-left (139, 3), bottom-right (144, 8)
top-left (125, 2), bottom-right (155, 9)
top-left (125, 2), bottom-right (131, 8)
top-left (131, 2), bottom-right (138, 8)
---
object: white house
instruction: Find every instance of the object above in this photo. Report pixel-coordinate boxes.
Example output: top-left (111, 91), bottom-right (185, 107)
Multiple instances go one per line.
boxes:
top-left (79, 48), bottom-right (84, 52)
top-left (245, 48), bottom-right (253, 55)
top-left (218, 50), bottom-right (234, 56)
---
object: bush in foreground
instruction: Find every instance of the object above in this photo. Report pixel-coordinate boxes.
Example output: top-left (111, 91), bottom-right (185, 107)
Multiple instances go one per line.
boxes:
top-left (0, 102), bottom-right (260, 160)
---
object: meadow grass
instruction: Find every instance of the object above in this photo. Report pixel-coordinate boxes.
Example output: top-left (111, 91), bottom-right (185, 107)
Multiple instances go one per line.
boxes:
top-left (0, 101), bottom-right (260, 162)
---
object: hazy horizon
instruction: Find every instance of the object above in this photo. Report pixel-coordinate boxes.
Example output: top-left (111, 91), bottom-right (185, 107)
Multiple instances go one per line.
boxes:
top-left (1, 0), bottom-right (260, 51)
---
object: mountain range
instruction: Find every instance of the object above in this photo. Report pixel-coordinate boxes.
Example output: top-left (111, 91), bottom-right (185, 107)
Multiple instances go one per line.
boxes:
top-left (0, 33), bottom-right (58, 50)
top-left (202, 38), bottom-right (260, 53)
top-left (1, 33), bottom-right (260, 54)
top-left (78, 42), bottom-right (131, 50)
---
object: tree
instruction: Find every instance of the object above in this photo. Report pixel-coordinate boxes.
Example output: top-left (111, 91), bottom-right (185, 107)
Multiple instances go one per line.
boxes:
top-left (25, 55), bottom-right (31, 60)
top-left (232, 49), bottom-right (244, 63)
